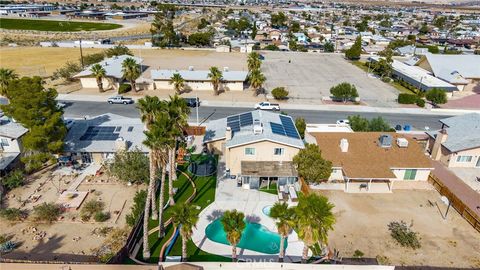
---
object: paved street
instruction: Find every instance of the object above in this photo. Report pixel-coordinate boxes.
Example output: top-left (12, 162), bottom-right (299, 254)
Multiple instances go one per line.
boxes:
top-left (62, 100), bottom-right (449, 130)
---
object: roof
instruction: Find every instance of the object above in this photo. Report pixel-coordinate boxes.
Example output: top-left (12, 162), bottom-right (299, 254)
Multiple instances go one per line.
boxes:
top-left (151, 69), bottom-right (248, 82)
top-left (310, 132), bottom-right (433, 179)
top-left (395, 45), bottom-right (428, 56)
top-left (432, 113), bottom-right (480, 152)
top-left (0, 117), bottom-right (28, 139)
top-left (73, 55), bottom-right (143, 80)
top-left (241, 161), bottom-right (297, 177)
top-left (203, 110), bottom-right (304, 149)
top-left (64, 113), bottom-right (148, 153)
top-left (0, 152), bottom-right (20, 170)
top-left (421, 53), bottom-right (480, 83)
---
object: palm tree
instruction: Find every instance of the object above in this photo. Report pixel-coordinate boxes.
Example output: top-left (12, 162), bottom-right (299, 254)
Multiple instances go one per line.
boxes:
top-left (248, 68), bottom-right (266, 96)
top-left (170, 73), bottom-right (185, 94)
top-left (270, 202), bottom-right (295, 262)
top-left (247, 52), bottom-right (261, 72)
top-left (170, 203), bottom-right (200, 262)
top-left (295, 193), bottom-right (336, 263)
top-left (122, 57), bottom-right (141, 92)
top-left (221, 210), bottom-right (246, 262)
top-left (90, 64), bottom-right (106, 92)
top-left (0, 68), bottom-right (18, 97)
top-left (207, 66), bottom-right (223, 96)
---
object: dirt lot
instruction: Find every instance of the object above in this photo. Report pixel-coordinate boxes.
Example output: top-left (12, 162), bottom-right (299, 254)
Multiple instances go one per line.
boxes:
top-left (0, 166), bottom-right (143, 262)
top-left (318, 190), bottom-right (480, 268)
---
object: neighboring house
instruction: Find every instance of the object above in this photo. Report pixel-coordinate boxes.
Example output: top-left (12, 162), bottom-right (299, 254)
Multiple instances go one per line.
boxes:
top-left (203, 110), bottom-right (304, 189)
top-left (292, 32), bottom-right (308, 43)
top-left (74, 55), bottom-right (144, 90)
top-left (428, 113), bottom-right (480, 168)
top-left (63, 113), bottom-right (147, 165)
top-left (0, 117), bottom-right (28, 176)
top-left (305, 132), bottom-right (433, 192)
top-left (414, 53), bottom-right (480, 92)
top-left (151, 68), bottom-right (248, 92)
top-left (395, 45), bottom-right (428, 57)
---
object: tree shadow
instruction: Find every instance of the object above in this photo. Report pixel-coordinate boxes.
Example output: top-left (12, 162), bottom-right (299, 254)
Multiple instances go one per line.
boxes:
top-left (206, 209), bottom-right (224, 222)
top-left (245, 214), bottom-right (261, 223)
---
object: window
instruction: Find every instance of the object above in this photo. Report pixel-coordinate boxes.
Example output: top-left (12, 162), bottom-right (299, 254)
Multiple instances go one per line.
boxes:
top-left (0, 138), bottom-right (9, 147)
top-left (456, 156), bottom-right (472, 162)
top-left (404, 169), bottom-right (417, 180)
top-left (274, 148), bottom-right (284, 155)
top-left (245, 148), bottom-right (255, 156)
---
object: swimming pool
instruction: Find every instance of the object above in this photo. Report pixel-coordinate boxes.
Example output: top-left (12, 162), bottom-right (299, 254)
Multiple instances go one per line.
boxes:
top-left (262, 205), bottom-right (272, 216)
top-left (205, 218), bottom-right (287, 254)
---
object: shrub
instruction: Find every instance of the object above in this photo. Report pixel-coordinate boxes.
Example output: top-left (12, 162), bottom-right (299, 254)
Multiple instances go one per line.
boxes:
top-left (330, 82), bottom-right (358, 102)
top-left (105, 45), bottom-right (132, 58)
top-left (388, 220), bottom-right (421, 249)
top-left (0, 208), bottom-right (27, 221)
top-left (82, 200), bottom-right (104, 217)
top-left (126, 190), bottom-right (147, 227)
top-left (295, 117), bottom-right (306, 139)
top-left (1, 169), bottom-right (24, 190)
top-left (416, 98), bottom-right (425, 107)
top-left (52, 61), bottom-right (82, 82)
top-left (426, 88), bottom-right (447, 105)
top-left (353, 249), bottom-right (364, 258)
top-left (398, 93), bottom-right (418, 104)
top-left (33, 203), bottom-right (62, 223)
top-left (271, 87), bottom-right (289, 100)
top-left (94, 212), bottom-right (110, 222)
top-left (381, 77), bottom-right (391, 83)
top-left (82, 52), bottom-right (105, 66)
top-left (118, 83), bottom-right (131, 94)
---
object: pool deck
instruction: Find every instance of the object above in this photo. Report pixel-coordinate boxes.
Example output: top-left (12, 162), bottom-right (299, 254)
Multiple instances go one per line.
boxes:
top-left (191, 163), bottom-right (305, 262)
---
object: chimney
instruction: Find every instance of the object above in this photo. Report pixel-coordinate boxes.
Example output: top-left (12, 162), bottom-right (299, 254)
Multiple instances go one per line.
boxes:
top-left (225, 127), bottom-right (232, 141)
top-left (432, 128), bottom-right (448, 160)
top-left (340, 138), bottom-right (349, 152)
top-left (115, 137), bottom-right (127, 152)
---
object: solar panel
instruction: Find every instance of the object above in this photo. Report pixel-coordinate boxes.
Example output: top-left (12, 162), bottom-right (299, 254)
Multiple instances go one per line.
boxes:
top-left (270, 122), bottom-right (286, 136)
top-left (280, 115), bottom-right (300, 139)
top-left (227, 115), bottom-right (239, 123)
top-left (227, 121), bottom-right (241, 132)
top-left (80, 126), bottom-right (119, 141)
top-left (239, 112), bottom-right (253, 127)
top-left (127, 126), bottom-right (134, 132)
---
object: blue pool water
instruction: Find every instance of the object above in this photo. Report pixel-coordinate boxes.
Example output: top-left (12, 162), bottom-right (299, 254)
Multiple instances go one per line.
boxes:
top-left (262, 205), bottom-right (272, 216)
top-left (205, 218), bottom-right (287, 254)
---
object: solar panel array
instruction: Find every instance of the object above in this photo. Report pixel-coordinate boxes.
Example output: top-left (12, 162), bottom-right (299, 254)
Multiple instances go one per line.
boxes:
top-left (80, 126), bottom-right (119, 141)
top-left (269, 116), bottom-right (300, 139)
top-left (227, 112), bottom-right (253, 132)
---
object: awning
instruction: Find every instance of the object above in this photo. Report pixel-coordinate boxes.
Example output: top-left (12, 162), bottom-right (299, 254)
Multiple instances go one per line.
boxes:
top-left (241, 161), bottom-right (297, 177)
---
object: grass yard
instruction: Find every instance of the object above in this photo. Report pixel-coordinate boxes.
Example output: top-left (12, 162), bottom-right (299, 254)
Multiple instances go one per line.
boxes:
top-left (0, 18), bottom-right (122, 32)
top-left (259, 183), bottom-right (278, 195)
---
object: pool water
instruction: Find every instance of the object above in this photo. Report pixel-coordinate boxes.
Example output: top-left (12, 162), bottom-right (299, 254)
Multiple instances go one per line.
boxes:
top-left (205, 218), bottom-right (287, 254)
top-left (262, 206), bottom-right (272, 216)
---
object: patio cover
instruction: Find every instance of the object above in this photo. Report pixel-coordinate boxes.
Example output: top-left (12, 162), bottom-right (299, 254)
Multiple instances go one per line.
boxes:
top-left (241, 161), bottom-right (298, 177)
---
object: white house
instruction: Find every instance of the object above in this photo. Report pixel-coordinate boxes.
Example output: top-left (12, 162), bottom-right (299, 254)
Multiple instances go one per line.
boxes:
top-left (0, 117), bottom-right (28, 176)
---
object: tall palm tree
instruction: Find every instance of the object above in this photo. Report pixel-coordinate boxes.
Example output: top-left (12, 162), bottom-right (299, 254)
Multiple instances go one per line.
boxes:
top-left (270, 202), bottom-right (295, 262)
top-left (122, 57), bottom-right (141, 92)
top-left (170, 73), bottom-right (185, 94)
top-left (248, 68), bottom-right (266, 96)
top-left (90, 64), bottom-right (106, 92)
top-left (221, 210), bottom-right (246, 262)
top-left (0, 68), bottom-right (18, 98)
top-left (170, 203), bottom-right (200, 262)
top-left (295, 193), bottom-right (336, 263)
top-left (247, 52), bottom-right (261, 72)
top-left (207, 66), bottom-right (223, 96)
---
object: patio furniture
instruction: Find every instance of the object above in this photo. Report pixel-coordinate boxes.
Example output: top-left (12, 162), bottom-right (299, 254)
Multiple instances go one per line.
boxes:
top-left (289, 186), bottom-right (298, 202)
top-left (278, 191), bottom-right (284, 201)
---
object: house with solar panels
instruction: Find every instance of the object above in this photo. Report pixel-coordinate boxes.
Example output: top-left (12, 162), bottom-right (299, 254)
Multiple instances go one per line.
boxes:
top-left (63, 113), bottom-right (147, 164)
top-left (203, 110), bottom-right (305, 190)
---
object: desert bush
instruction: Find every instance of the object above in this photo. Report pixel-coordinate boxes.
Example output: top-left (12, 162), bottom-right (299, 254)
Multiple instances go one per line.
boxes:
top-left (388, 220), bottom-right (421, 249)
top-left (52, 61), bottom-right (82, 82)
top-left (415, 98), bottom-right (425, 107)
top-left (397, 93), bottom-right (417, 104)
top-left (1, 169), bottom-right (24, 190)
top-left (125, 190), bottom-right (147, 227)
top-left (0, 208), bottom-right (27, 221)
top-left (94, 212), bottom-right (110, 222)
top-left (82, 52), bottom-right (105, 66)
top-left (271, 87), bottom-right (289, 100)
top-left (33, 203), bottom-right (62, 223)
top-left (118, 83), bottom-right (131, 94)
top-left (82, 200), bottom-right (104, 217)
top-left (353, 249), bottom-right (364, 258)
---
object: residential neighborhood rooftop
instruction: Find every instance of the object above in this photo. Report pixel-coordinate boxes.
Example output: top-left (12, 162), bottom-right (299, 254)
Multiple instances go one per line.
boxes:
top-left (151, 69), bottom-right (248, 82)
top-left (73, 55), bottom-right (144, 80)
top-left (428, 113), bottom-right (480, 152)
top-left (0, 117), bottom-right (28, 139)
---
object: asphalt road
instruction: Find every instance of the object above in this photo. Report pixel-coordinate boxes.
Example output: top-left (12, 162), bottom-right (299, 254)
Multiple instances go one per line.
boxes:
top-left (61, 100), bottom-right (448, 131)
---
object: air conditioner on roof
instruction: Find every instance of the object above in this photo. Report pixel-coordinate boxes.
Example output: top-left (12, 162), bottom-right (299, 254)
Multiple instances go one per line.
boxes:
top-left (397, 138), bottom-right (409, 148)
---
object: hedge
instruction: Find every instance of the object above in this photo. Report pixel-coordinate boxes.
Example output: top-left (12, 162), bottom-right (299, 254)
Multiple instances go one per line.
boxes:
top-left (416, 99), bottom-right (425, 107)
top-left (398, 93), bottom-right (418, 104)
top-left (118, 84), bottom-right (131, 94)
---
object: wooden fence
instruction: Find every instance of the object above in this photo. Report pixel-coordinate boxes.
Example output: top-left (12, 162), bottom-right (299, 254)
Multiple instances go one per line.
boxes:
top-left (429, 175), bottom-right (480, 233)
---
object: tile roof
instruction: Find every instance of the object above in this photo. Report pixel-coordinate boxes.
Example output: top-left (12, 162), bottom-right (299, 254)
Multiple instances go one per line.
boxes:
top-left (203, 110), bottom-right (304, 149)
top-left (151, 69), bottom-right (248, 82)
top-left (73, 55), bottom-right (143, 80)
top-left (310, 132), bottom-right (433, 179)
top-left (435, 113), bottom-right (480, 152)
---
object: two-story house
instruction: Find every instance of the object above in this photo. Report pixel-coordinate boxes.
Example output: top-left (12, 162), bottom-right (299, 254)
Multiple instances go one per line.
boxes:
top-left (0, 117), bottom-right (28, 176)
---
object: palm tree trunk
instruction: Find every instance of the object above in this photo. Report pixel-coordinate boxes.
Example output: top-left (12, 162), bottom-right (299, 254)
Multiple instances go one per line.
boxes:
top-left (278, 235), bottom-right (285, 262)
top-left (181, 234), bottom-right (187, 262)
top-left (131, 79), bottom-right (137, 92)
top-left (301, 244), bottom-right (309, 264)
top-left (150, 153), bottom-right (158, 220)
top-left (97, 77), bottom-right (103, 92)
top-left (168, 148), bottom-right (175, 206)
top-left (142, 158), bottom-right (155, 259)
top-left (158, 163), bottom-right (167, 237)
top-left (232, 245), bottom-right (237, 262)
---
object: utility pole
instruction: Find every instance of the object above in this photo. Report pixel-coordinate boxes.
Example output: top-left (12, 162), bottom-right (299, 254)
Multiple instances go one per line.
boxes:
top-left (79, 38), bottom-right (84, 68)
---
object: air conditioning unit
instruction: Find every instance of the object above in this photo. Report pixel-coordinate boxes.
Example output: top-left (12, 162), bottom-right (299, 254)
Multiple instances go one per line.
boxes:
top-left (253, 120), bottom-right (262, 135)
top-left (397, 138), bottom-right (409, 148)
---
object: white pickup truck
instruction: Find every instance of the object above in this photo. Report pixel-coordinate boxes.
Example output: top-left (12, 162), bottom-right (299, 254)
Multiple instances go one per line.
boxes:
top-left (254, 102), bottom-right (280, 111)
top-left (107, 95), bottom-right (134, 105)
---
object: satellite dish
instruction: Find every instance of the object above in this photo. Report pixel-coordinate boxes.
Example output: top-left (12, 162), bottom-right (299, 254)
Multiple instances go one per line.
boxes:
top-left (440, 196), bottom-right (449, 206)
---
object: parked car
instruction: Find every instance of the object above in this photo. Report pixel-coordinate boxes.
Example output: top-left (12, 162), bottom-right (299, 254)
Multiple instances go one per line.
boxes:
top-left (107, 96), bottom-right (134, 105)
top-left (254, 102), bottom-right (280, 111)
top-left (183, 97), bottom-right (200, 107)
top-left (336, 119), bottom-right (350, 125)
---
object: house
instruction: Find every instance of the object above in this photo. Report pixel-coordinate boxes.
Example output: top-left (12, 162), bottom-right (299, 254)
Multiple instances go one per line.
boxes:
top-left (292, 32), bottom-right (308, 44)
top-left (63, 113), bottom-right (147, 165)
top-left (151, 67), bottom-right (247, 92)
top-left (395, 45), bottom-right (429, 57)
top-left (203, 111), bottom-right (304, 189)
top-left (74, 55), bottom-right (144, 90)
top-left (0, 117), bottom-right (28, 176)
top-left (305, 132), bottom-right (433, 192)
top-left (428, 113), bottom-right (480, 168)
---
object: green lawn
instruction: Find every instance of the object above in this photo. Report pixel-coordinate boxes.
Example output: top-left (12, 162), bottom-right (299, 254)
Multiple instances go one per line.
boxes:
top-left (259, 183), bottom-right (278, 195)
top-left (0, 18), bottom-right (122, 32)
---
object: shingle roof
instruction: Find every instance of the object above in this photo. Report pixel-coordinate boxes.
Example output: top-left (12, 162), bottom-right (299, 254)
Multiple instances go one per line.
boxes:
top-left (0, 152), bottom-right (20, 170)
top-left (151, 69), bottom-right (248, 82)
top-left (73, 55), bottom-right (143, 80)
top-left (64, 113), bottom-right (148, 153)
top-left (203, 110), bottom-right (304, 149)
top-left (422, 53), bottom-right (480, 84)
top-left (0, 118), bottom-right (28, 139)
top-left (436, 113), bottom-right (480, 152)
top-left (310, 132), bottom-right (433, 179)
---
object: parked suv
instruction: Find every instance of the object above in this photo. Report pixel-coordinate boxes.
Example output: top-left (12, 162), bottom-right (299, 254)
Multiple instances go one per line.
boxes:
top-left (183, 97), bottom-right (200, 107)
